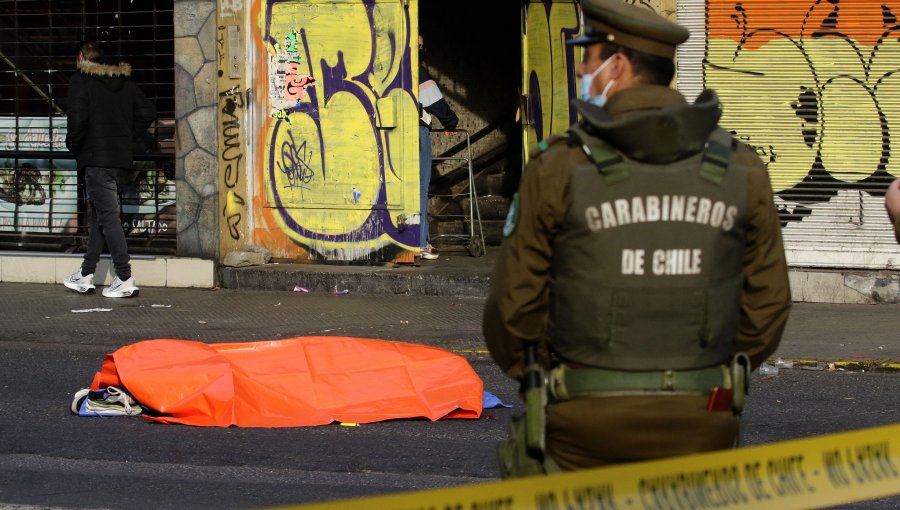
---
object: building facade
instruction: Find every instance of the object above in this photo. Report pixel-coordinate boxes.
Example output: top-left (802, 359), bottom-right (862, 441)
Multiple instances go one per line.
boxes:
top-left (2, 0), bottom-right (898, 276)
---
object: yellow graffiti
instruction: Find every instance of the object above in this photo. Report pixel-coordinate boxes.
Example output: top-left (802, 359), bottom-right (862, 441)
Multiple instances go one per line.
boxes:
top-left (706, 2), bottom-right (899, 194)
top-left (382, 87), bottom-right (419, 209)
top-left (707, 39), bottom-right (819, 192)
top-left (522, 1), bottom-right (671, 160)
top-left (271, 108), bottom-right (291, 122)
top-left (523, 1), bottom-right (580, 159)
top-left (223, 189), bottom-right (246, 240)
top-left (270, 93), bottom-right (377, 227)
top-left (224, 189), bottom-right (244, 217)
top-left (260, 0), bottom-right (419, 258)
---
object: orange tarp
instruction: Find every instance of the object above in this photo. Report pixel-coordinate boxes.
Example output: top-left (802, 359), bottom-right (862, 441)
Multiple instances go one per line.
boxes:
top-left (90, 336), bottom-right (483, 427)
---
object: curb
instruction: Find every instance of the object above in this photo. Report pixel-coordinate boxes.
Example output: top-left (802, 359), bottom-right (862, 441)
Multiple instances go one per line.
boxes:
top-left (0, 252), bottom-right (215, 288)
top-left (218, 265), bottom-right (492, 298)
top-left (787, 359), bottom-right (900, 372)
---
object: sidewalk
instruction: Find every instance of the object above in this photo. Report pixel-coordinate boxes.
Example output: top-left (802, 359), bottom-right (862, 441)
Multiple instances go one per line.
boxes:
top-left (2, 245), bottom-right (898, 304)
top-left (218, 245), bottom-right (899, 368)
top-left (218, 245), bottom-right (900, 307)
top-left (775, 302), bottom-right (898, 369)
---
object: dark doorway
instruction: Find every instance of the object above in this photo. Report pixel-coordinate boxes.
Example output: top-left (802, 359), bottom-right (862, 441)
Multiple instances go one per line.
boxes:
top-left (419, 1), bottom-right (523, 246)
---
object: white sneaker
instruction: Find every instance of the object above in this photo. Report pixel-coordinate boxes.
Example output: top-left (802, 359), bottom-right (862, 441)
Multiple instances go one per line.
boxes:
top-left (63, 270), bottom-right (95, 293)
top-left (71, 386), bottom-right (142, 416)
top-left (102, 276), bottom-right (139, 298)
top-left (421, 244), bottom-right (439, 260)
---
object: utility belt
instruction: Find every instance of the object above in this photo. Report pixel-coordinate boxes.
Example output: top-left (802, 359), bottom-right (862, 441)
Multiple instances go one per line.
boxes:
top-left (519, 348), bottom-right (751, 459)
top-left (547, 354), bottom-right (750, 414)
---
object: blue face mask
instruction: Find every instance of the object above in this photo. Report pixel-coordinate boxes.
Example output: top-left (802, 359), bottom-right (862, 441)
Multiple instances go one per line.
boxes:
top-left (580, 53), bottom-right (617, 107)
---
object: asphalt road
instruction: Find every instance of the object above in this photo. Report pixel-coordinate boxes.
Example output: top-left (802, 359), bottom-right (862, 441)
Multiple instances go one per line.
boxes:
top-left (0, 284), bottom-right (897, 509)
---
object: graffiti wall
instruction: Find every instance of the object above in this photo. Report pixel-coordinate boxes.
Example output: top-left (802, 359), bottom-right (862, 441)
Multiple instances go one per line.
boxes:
top-left (705, 0), bottom-right (899, 267)
top-left (522, 0), bottom-right (581, 158)
top-left (521, 0), bottom-right (676, 158)
top-left (252, 0), bottom-right (420, 262)
top-left (217, 2), bottom-right (252, 258)
top-left (0, 117), bottom-right (175, 237)
top-left (0, 117), bottom-right (77, 233)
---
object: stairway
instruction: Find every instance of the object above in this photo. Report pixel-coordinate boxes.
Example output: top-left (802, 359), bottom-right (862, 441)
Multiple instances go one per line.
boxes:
top-left (428, 117), bottom-right (521, 248)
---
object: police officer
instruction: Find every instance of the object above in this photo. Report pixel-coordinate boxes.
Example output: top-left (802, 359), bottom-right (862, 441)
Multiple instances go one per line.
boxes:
top-left (483, 0), bottom-right (792, 476)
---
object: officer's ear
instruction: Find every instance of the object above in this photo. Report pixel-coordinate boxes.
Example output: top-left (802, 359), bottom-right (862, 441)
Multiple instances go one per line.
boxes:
top-left (608, 52), bottom-right (629, 80)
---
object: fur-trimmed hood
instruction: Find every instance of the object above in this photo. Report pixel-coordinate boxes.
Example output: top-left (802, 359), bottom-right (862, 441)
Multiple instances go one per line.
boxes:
top-left (77, 59), bottom-right (132, 78)
top-left (76, 59), bottom-right (132, 93)
top-left (65, 54), bottom-right (157, 170)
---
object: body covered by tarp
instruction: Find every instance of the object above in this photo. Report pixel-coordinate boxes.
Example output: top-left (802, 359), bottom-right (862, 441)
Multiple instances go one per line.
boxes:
top-left (89, 336), bottom-right (483, 427)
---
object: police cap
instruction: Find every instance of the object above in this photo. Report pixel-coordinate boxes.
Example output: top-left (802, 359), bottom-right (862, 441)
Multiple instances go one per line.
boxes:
top-left (568, 0), bottom-right (689, 58)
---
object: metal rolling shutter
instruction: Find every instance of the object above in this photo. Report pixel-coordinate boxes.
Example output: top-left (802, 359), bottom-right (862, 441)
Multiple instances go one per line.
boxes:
top-left (678, 0), bottom-right (898, 269)
top-left (675, 0), bottom-right (705, 103)
top-left (0, 0), bottom-right (176, 254)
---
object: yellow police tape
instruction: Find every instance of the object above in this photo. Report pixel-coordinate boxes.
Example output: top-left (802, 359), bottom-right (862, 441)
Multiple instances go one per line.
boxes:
top-left (276, 422), bottom-right (900, 510)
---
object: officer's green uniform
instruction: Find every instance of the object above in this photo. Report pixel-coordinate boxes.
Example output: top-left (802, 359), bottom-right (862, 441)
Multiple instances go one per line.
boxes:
top-left (483, 0), bottom-right (791, 475)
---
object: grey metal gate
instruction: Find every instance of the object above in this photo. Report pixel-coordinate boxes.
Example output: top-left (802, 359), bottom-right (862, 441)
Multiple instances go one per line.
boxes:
top-left (0, 0), bottom-right (175, 254)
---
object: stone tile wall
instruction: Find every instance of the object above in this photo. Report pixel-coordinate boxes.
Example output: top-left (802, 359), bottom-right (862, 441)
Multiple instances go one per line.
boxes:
top-left (174, 0), bottom-right (218, 259)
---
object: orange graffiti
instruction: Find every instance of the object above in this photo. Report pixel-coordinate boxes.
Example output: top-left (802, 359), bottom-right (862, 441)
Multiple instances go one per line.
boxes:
top-left (285, 62), bottom-right (316, 102)
top-left (710, 0), bottom-right (894, 50)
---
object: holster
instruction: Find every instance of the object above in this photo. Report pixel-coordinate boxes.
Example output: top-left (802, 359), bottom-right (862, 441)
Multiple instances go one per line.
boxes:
top-left (522, 345), bottom-right (547, 454)
top-left (730, 352), bottom-right (750, 415)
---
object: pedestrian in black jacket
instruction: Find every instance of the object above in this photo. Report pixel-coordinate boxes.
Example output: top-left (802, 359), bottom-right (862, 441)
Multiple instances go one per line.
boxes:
top-left (63, 41), bottom-right (156, 298)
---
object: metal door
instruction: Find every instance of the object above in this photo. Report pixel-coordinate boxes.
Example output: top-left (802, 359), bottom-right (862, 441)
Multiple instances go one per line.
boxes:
top-left (696, 0), bottom-right (899, 268)
top-left (0, 0), bottom-right (176, 254)
top-left (257, 0), bottom-right (420, 262)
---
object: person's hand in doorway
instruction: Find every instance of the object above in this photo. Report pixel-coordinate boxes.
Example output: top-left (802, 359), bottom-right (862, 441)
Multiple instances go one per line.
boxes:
top-left (418, 35), bottom-right (459, 141)
top-left (885, 178), bottom-right (900, 243)
top-left (885, 178), bottom-right (900, 224)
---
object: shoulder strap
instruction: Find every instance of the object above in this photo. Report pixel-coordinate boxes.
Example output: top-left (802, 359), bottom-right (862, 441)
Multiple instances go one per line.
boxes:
top-left (700, 129), bottom-right (736, 185)
top-left (568, 125), bottom-right (629, 185)
top-left (528, 134), bottom-right (569, 159)
top-left (568, 125), bottom-right (736, 185)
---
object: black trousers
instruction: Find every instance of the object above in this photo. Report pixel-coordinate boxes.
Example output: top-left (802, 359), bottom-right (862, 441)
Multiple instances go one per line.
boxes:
top-left (81, 166), bottom-right (131, 280)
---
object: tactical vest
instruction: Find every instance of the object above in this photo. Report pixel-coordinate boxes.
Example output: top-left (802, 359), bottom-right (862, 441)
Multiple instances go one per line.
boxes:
top-left (549, 125), bottom-right (748, 371)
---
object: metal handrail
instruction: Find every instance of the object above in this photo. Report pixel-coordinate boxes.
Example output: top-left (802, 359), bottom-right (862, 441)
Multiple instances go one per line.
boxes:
top-left (432, 114), bottom-right (510, 161)
top-left (429, 127), bottom-right (485, 256)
